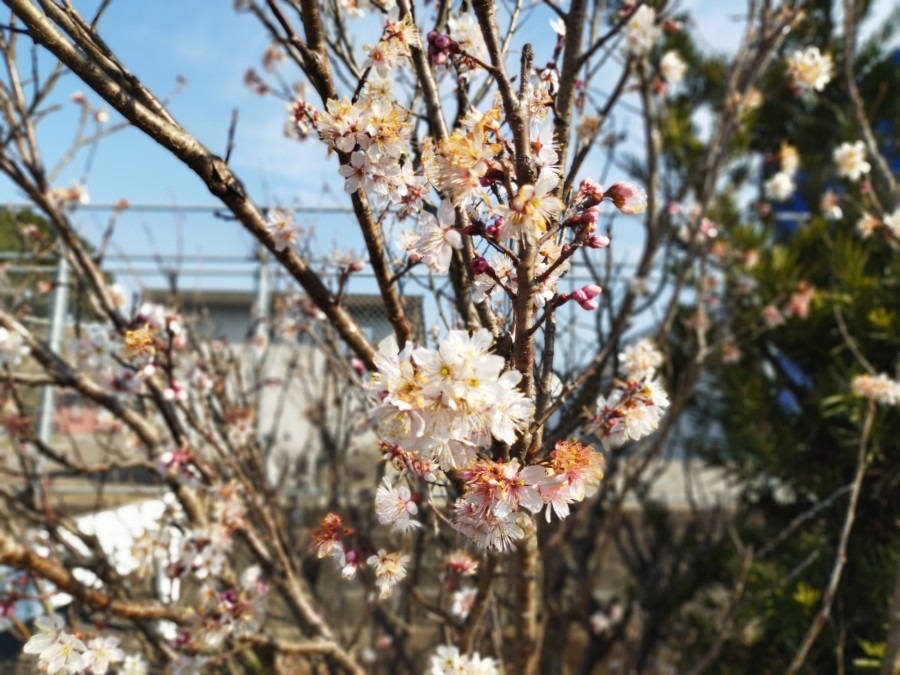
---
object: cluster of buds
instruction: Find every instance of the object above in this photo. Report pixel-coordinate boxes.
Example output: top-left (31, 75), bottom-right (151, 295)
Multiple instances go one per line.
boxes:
top-left (567, 284), bottom-right (603, 311)
top-left (286, 97), bottom-right (318, 140)
top-left (426, 31), bottom-right (458, 66)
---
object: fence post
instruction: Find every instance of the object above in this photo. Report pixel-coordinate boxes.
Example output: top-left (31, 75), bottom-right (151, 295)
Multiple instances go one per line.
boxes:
top-left (34, 250), bottom-right (70, 498)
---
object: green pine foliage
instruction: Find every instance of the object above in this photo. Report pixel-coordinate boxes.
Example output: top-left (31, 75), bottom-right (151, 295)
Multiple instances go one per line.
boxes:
top-left (658, 4), bottom-right (899, 671)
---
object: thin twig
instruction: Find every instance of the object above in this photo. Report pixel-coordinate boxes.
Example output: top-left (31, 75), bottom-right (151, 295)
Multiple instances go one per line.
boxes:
top-left (785, 401), bottom-right (875, 675)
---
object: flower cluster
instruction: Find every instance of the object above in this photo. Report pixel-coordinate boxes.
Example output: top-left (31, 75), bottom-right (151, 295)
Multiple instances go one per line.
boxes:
top-left (265, 207), bottom-right (300, 251)
top-left (584, 340), bottom-right (669, 449)
top-left (620, 338), bottom-right (665, 379)
top-left (852, 373), bottom-right (900, 406)
top-left (624, 5), bottom-right (660, 58)
top-left (543, 440), bottom-right (606, 519)
top-left (447, 13), bottom-right (487, 61)
top-left (785, 46), bottom-right (833, 94)
top-left (401, 199), bottom-right (462, 275)
top-left (833, 140), bottom-right (871, 182)
top-left (428, 644), bottom-right (499, 675)
top-left (424, 106), bottom-right (503, 206)
top-left (22, 615), bottom-right (141, 675)
top-left (453, 458), bottom-right (555, 551)
top-left (0, 325), bottom-right (29, 367)
top-left (857, 208), bottom-right (900, 240)
top-left (451, 442), bottom-right (606, 550)
top-left (466, 178), bottom-right (636, 310)
top-left (659, 50), bottom-right (687, 89)
top-left (363, 15), bottom-right (417, 78)
top-left (317, 95), bottom-right (419, 209)
top-left (367, 330), bottom-right (534, 470)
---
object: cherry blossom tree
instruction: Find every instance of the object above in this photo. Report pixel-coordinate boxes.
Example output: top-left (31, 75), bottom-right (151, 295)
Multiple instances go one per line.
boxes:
top-left (0, 0), bottom-right (896, 674)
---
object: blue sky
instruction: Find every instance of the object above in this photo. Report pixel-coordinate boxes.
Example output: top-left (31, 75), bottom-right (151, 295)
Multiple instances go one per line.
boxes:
top-left (0, 0), bottom-right (895, 296)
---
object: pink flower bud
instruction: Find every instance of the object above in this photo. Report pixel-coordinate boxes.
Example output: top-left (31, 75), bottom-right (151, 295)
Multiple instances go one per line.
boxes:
top-left (470, 256), bottom-right (490, 275)
top-left (605, 182), bottom-right (648, 215)
top-left (663, 19), bottom-right (683, 33)
top-left (486, 219), bottom-right (503, 239)
top-left (577, 178), bottom-right (605, 206)
top-left (582, 206), bottom-right (601, 225)
top-left (586, 233), bottom-right (611, 249)
top-left (582, 284), bottom-right (603, 299)
top-left (350, 358), bottom-right (366, 376)
top-left (571, 289), bottom-right (588, 303)
top-left (579, 298), bottom-right (600, 310)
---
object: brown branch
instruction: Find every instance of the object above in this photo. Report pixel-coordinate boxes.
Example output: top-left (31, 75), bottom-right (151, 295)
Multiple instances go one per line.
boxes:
top-left (0, 528), bottom-right (196, 624)
top-left (841, 0), bottom-right (897, 204)
top-left (241, 635), bottom-right (365, 674)
top-left (4, 0), bottom-right (377, 367)
top-left (458, 553), bottom-right (497, 652)
top-left (552, 0), bottom-right (586, 180)
top-left (471, 0), bottom-right (533, 185)
top-left (785, 401), bottom-right (875, 675)
top-left (515, 525), bottom-right (541, 675)
top-left (397, 0), bottom-right (447, 142)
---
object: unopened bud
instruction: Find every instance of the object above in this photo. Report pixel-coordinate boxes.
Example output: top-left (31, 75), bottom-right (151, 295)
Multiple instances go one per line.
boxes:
top-left (582, 206), bottom-right (601, 225)
top-left (577, 178), bottom-right (605, 207)
top-left (582, 284), bottom-right (603, 299)
top-left (586, 233), bottom-right (611, 249)
top-left (663, 19), bottom-right (683, 33)
top-left (605, 182), bottom-right (648, 215)
top-left (350, 358), bottom-right (366, 376)
top-left (470, 256), bottom-right (490, 275)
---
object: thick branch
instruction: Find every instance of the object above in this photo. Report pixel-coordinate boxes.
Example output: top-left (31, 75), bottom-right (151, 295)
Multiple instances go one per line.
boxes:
top-left (4, 0), bottom-right (377, 367)
top-left (0, 528), bottom-right (195, 624)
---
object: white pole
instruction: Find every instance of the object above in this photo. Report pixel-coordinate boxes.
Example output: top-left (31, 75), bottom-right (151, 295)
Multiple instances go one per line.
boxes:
top-left (34, 251), bottom-right (69, 497)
